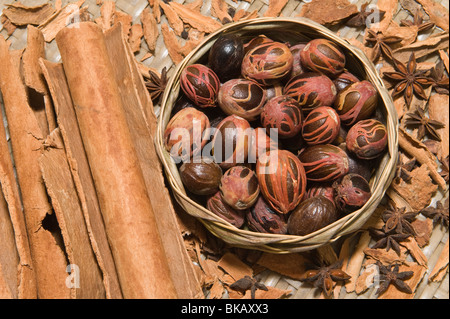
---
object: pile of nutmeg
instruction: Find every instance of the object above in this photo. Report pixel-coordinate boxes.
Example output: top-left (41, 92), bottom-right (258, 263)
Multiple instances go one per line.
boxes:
top-left (164, 33), bottom-right (388, 236)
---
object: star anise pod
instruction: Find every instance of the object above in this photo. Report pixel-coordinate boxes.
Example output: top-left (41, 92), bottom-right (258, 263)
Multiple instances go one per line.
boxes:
top-left (420, 199), bottom-right (449, 228)
top-left (404, 107), bottom-right (445, 141)
top-left (229, 275), bottom-right (268, 299)
top-left (144, 67), bottom-right (168, 103)
top-left (439, 156), bottom-right (449, 183)
top-left (383, 53), bottom-right (434, 108)
top-left (369, 227), bottom-right (411, 255)
top-left (381, 201), bottom-right (418, 235)
top-left (400, 9), bottom-right (435, 33)
top-left (376, 262), bottom-right (414, 296)
top-left (428, 62), bottom-right (449, 95)
top-left (300, 260), bottom-right (350, 297)
top-left (365, 29), bottom-right (402, 62)
top-left (346, 3), bottom-right (386, 28)
top-left (394, 154), bottom-right (416, 183)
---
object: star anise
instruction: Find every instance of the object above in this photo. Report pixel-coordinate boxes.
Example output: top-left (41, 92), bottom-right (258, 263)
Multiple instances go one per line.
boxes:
top-left (300, 260), bottom-right (350, 298)
top-left (439, 156), bottom-right (449, 183)
top-left (376, 262), bottom-right (414, 296)
top-left (400, 9), bottom-right (435, 33)
top-left (365, 29), bottom-right (403, 62)
top-left (383, 53), bottom-right (433, 108)
top-left (394, 154), bottom-right (416, 183)
top-left (404, 107), bottom-right (445, 141)
top-left (369, 227), bottom-right (411, 255)
top-left (144, 67), bottom-right (168, 103)
top-left (428, 62), bottom-right (450, 95)
top-left (229, 275), bottom-right (268, 299)
top-left (420, 199), bottom-right (449, 228)
top-left (381, 201), bottom-right (418, 235)
top-left (346, 3), bottom-right (386, 28)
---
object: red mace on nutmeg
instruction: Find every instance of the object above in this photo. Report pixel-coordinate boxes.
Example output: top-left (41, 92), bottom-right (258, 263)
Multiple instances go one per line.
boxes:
top-left (180, 64), bottom-right (220, 108)
top-left (300, 38), bottom-right (346, 77)
top-left (256, 149), bottom-right (307, 214)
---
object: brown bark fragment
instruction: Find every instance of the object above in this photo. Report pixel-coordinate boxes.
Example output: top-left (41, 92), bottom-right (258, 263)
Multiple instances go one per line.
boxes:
top-left (416, 0), bottom-right (449, 31)
top-left (22, 26), bottom-right (47, 95)
top-left (141, 7), bottom-right (159, 52)
top-left (169, 2), bottom-right (222, 34)
top-left (298, 0), bottom-right (358, 26)
top-left (428, 94), bottom-right (449, 159)
top-left (256, 253), bottom-right (307, 281)
top-left (429, 238), bottom-right (449, 282)
top-left (2, 3), bottom-right (56, 26)
top-left (0, 35), bottom-right (70, 299)
top-left (264, 0), bottom-right (289, 18)
top-left (159, 1), bottom-right (184, 36)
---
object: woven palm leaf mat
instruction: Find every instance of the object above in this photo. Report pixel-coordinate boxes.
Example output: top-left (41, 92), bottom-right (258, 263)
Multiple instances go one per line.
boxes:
top-left (1, 0), bottom-right (448, 299)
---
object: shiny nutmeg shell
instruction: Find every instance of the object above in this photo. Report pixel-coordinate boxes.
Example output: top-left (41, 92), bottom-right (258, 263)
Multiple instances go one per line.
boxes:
top-left (287, 196), bottom-right (339, 236)
top-left (212, 115), bottom-right (252, 169)
top-left (247, 196), bottom-right (288, 234)
top-left (218, 79), bottom-right (266, 121)
top-left (164, 107), bottom-right (210, 162)
top-left (208, 34), bottom-right (244, 82)
top-left (241, 41), bottom-right (293, 86)
top-left (302, 106), bottom-right (341, 145)
top-left (284, 73), bottom-right (337, 115)
top-left (333, 173), bottom-right (371, 214)
top-left (180, 64), bottom-right (220, 108)
top-left (219, 166), bottom-right (260, 210)
top-left (334, 80), bottom-right (378, 126)
top-left (300, 39), bottom-right (346, 77)
top-left (346, 119), bottom-right (388, 160)
top-left (260, 95), bottom-right (303, 139)
top-left (256, 149), bottom-right (307, 214)
top-left (179, 159), bottom-right (223, 196)
top-left (207, 191), bottom-right (245, 228)
top-left (298, 144), bottom-right (349, 182)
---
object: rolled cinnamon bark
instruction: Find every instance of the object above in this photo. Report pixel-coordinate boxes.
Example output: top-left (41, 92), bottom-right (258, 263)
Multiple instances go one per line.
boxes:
top-left (56, 22), bottom-right (177, 299)
top-left (0, 35), bottom-right (68, 299)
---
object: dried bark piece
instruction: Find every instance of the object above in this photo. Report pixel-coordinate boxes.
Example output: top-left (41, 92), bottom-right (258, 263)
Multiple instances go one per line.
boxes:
top-left (439, 49), bottom-right (449, 74)
top-left (211, 0), bottom-right (232, 23)
top-left (56, 22), bottom-right (177, 299)
top-left (411, 218), bottom-right (433, 247)
top-left (384, 21), bottom-right (419, 47)
top-left (128, 23), bottom-right (143, 53)
top-left (416, 0), bottom-right (449, 31)
top-left (0, 114), bottom-right (37, 300)
top-left (39, 129), bottom-right (105, 299)
top-left (103, 24), bottom-right (202, 298)
top-left (22, 26), bottom-right (47, 95)
top-left (371, 0), bottom-right (398, 33)
top-left (428, 238), bottom-right (449, 282)
top-left (378, 262), bottom-right (427, 299)
top-left (185, 0), bottom-right (204, 11)
top-left (391, 164), bottom-right (438, 211)
top-left (342, 231), bottom-right (372, 293)
top-left (217, 253), bottom-right (253, 282)
top-left (398, 127), bottom-right (446, 189)
top-left (0, 36), bottom-right (70, 299)
top-left (39, 59), bottom-right (123, 299)
top-left (151, 0), bottom-right (162, 23)
top-left (97, 0), bottom-right (115, 30)
top-left (113, 11), bottom-right (132, 38)
top-left (2, 3), bottom-right (56, 26)
top-left (428, 94), bottom-right (449, 159)
top-left (256, 253), bottom-right (307, 281)
top-left (141, 7), bottom-right (158, 52)
top-left (0, 185), bottom-right (19, 299)
top-left (263, 0), bottom-right (289, 18)
top-left (392, 31), bottom-right (449, 64)
top-left (297, 0), bottom-right (358, 26)
top-left (38, 0), bottom-right (87, 42)
top-left (161, 23), bottom-right (184, 64)
top-left (355, 263), bottom-right (378, 294)
top-left (0, 15), bottom-right (17, 36)
top-left (402, 237), bottom-right (428, 267)
top-left (169, 2), bottom-right (222, 34)
top-left (364, 247), bottom-right (408, 265)
top-left (160, 1), bottom-right (185, 36)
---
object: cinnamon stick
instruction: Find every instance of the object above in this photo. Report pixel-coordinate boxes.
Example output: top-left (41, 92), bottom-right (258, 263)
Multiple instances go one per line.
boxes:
top-left (0, 106), bottom-right (37, 299)
top-left (39, 59), bottom-right (123, 299)
top-left (0, 35), bottom-right (70, 299)
top-left (103, 24), bottom-right (202, 298)
top-left (39, 129), bottom-right (106, 299)
top-left (56, 22), bottom-right (177, 298)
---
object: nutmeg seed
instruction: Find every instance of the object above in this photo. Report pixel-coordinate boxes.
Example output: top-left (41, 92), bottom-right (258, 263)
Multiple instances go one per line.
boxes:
top-left (179, 159), bottom-right (223, 195)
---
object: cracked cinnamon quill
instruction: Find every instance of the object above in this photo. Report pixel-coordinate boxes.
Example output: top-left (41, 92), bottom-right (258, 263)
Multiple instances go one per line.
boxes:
top-left (55, 22), bottom-right (177, 299)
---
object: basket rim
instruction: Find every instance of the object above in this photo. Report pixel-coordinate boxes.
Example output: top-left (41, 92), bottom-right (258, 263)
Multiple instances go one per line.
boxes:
top-left (155, 17), bottom-right (399, 253)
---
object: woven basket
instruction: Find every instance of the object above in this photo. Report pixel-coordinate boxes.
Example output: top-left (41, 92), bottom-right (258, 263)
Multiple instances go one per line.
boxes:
top-left (156, 17), bottom-right (398, 254)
